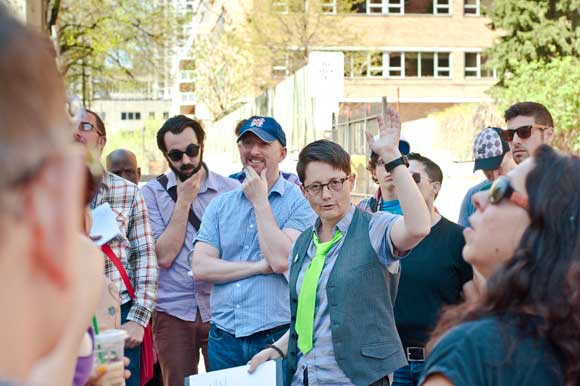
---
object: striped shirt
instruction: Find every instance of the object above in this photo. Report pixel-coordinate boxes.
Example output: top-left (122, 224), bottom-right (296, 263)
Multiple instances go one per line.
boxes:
top-left (195, 174), bottom-right (316, 337)
top-left (290, 205), bottom-right (402, 386)
top-left (91, 172), bottom-right (158, 327)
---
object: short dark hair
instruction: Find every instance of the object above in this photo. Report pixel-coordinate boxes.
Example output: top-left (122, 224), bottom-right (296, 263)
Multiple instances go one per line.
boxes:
top-left (156, 115), bottom-right (206, 153)
top-left (407, 152), bottom-right (443, 185)
top-left (504, 102), bottom-right (554, 128)
top-left (234, 119), bottom-right (246, 137)
top-left (297, 140), bottom-right (351, 184)
top-left (367, 152), bottom-right (380, 184)
top-left (85, 109), bottom-right (106, 137)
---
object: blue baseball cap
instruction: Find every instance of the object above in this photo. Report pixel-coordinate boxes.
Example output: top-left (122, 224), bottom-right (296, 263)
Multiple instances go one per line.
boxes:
top-left (237, 116), bottom-right (286, 147)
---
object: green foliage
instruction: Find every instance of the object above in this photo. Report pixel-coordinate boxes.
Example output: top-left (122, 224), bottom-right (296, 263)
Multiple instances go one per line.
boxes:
top-left (431, 104), bottom-right (504, 161)
top-left (485, 0), bottom-right (580, 82)
top-left (103, 119), bottom-right (167, 175)
top-left (489, 57), bottom-right (580, 152)
top-left (49, 0), bottom-right (185, 103)
top-left (189, 32), bottom-right (254, 119)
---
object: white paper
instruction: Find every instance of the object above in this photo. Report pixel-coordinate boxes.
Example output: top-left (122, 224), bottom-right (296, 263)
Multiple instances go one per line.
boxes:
top-left (187, 361), bottom-right (277, 386)
top-left (90, 202), bottom-right (121, 246)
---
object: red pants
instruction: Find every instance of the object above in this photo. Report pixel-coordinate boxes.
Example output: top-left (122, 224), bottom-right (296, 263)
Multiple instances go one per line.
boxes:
top-left (152, 310), bottom-right (210, 386)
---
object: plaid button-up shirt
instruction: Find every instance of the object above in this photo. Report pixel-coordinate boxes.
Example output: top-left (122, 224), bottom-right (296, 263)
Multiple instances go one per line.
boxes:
top-left (91, 172), bottom-right (158, 326)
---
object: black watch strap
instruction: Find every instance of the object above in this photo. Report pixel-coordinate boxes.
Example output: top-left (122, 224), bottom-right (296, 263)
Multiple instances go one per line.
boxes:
top-left (384, 155), bottom-right (409, 173)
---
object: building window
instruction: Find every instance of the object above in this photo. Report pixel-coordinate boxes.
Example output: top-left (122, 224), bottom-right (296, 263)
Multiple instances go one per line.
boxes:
top-left (387, 52), bottom-right (403, 77)
top-left (149, 112), bottom-right (155, 120)
top-left (464, 0), bottom-right (478, 15)
top-left (436, 53), bottom-right (451, 77)
top-left (464, 0), bottom-right (491, 15)
top-left (369, 51), bottom-right (384, 77)
top-left (344, 50), bottom-right (451, 78)
top-left (321, 0), bottom-right (336, 14)
top-left (121, 112), bottom-right (142, 121)
top-left (272, 54), bottom-right (290, 78)
top-left (344, 51), bottom-right (369, 78)
top-left (366, 0), bottom-right (403, 14)
top-left (272, 0), bottom-right (288, 13)
top-left (163, 112), bottom-right (169, 120)
top-left (465, 52), bottom-right (496, 78)
top-left (434, 0), bottom-right (450, 14)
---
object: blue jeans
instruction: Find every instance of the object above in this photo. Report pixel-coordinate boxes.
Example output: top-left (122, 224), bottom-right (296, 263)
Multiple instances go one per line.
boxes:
top-left (208, 324), bottom-right (287, 376)
top-left (392, 362), bottom-right (425, 386)
top-left (121, 301), bottom-right (142, 386)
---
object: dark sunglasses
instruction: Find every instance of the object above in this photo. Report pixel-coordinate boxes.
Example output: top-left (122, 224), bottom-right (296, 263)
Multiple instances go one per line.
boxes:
top-left (489, 176), bottom-right (528, 210)
top-left (166, 144), bottom-right (200, 162)
top-left (500, 124), bottom-right (550, 142)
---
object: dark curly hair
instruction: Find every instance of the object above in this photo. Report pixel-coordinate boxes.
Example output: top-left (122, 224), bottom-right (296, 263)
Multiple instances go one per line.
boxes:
top-left (427, 145), bottom-right (580, 384)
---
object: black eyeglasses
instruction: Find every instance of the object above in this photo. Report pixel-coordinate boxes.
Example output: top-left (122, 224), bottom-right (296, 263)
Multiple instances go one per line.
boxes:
top-left (500, 124), bottom-right (551, 142)
top-left (303, 176), bottom-right (349, 196)
top-left (489, 176), bottom-right (528, 210)
top-left (166, 144), bottom-right (200, 162)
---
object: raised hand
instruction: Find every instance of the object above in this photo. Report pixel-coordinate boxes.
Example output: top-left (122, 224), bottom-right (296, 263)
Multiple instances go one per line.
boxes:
top-left (365, 106), bottom-right (402, 162)
top-left (177, 170), bottom-right (203, 205)
top-left (242, 166), bottom-right (269, 206)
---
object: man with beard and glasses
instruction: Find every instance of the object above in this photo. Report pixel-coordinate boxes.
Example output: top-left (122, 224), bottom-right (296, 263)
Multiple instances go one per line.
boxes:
top-left (141, 115), bottom-right (239, 385)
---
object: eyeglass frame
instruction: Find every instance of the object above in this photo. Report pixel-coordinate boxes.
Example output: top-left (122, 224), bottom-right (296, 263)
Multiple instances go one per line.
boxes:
top-left (303, 176), bottom-right (350, 196)
top-left (166, 143), bottom-right (201, 162)
top-left (489, 175), bottom-right (528, 210)
top-left (500, 124), bottom-right (551, 142)
top-left (77, 121), bottom-right (105, 136)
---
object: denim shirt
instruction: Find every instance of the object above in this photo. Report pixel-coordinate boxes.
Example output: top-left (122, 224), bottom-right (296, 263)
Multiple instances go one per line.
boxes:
top-left (195, 175), bottom-right (316, 337)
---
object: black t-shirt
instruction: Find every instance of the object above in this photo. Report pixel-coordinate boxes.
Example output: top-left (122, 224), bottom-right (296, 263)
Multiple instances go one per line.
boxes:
top-left (419, 317), bottom-right (564, 386)
top-left (394, 216), bottom-right (472, 347)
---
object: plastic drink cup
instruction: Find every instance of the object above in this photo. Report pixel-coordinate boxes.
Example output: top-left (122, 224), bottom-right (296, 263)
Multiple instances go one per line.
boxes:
top-left (93, 329), bottom-right (127, 386)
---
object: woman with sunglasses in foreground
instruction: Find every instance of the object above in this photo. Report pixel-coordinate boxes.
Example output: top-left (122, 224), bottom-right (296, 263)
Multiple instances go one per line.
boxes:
top-left (420, 145), bottom-right (580, 386)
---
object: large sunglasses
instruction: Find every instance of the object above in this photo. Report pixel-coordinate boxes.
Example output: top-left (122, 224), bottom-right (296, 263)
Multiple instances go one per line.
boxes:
top-left (500, 124), bottom-right (551, 142)
top-left (489, 176), bottom-right (528, 210)
top-left (166, 144), bottom-right (200, 162)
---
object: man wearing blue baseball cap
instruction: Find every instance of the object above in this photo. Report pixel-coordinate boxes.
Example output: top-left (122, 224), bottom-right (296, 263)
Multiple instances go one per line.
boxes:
top-left (192, 116), bottom-right (316, 372)
top-left (230, 117), bottom-right (301, 185)
top-left (358, 137), bottom-right (411, 214)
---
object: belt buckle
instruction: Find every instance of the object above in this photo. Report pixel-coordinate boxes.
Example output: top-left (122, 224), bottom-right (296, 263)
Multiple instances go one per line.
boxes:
top-left (406, 346), bottom-right (425, 362)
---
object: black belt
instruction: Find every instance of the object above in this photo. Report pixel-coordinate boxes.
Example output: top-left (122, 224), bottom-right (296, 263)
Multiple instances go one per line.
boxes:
top-left (257, 323), bottom-right (290, 336)
top-left (405, 346), bottom-right (425, 361)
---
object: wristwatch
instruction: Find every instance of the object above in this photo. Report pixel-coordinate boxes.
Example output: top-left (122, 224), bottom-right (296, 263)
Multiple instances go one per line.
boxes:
top-left (384, 155), bottom-right (409, 173)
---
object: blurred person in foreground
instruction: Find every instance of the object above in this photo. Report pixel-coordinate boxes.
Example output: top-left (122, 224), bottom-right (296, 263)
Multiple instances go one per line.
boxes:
top-left (420, 146), bottom-right (580, 386)
top-left (0, 6), bottom-right (102, 386)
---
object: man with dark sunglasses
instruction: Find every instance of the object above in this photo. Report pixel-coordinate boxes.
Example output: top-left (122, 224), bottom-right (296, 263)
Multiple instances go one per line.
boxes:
top-left (74, 110), bottom-right (158, 386)
top-left (141, 115), bottom-right (239, 385)
top-left (503, 102), bottom-right (554, 164)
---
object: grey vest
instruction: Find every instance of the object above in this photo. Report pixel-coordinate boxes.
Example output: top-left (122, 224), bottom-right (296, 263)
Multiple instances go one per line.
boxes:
top-left (286, 208), bottom-right (406, 386)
